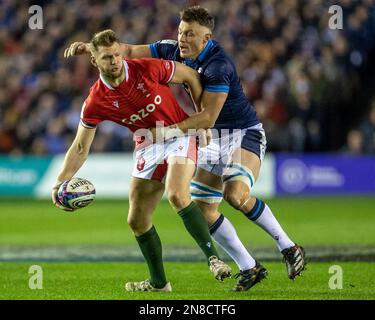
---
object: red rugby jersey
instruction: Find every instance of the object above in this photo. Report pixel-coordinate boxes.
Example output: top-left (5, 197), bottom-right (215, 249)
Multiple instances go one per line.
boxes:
top-left (80, 58), bottom-right (189, 132)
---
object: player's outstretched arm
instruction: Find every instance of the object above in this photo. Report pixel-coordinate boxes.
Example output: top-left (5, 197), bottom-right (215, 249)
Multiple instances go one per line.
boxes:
top-left (64, 41), bottom-right (151, 59)
top-left (51, 125), bottom-right (96, 211)
top-left (120, 43), bottom-right (152, 58)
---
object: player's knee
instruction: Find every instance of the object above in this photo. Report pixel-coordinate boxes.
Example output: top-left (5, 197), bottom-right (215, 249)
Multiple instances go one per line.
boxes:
top-left (127, 215), bottom-right (140, 232)
top-left (127, 213), bottom-right (148, 234)
top-left (223, 184), bottom-right (251, 210)
top-left (223, 188), bottom-right (241, 208)
top-left (167, 190), bottom-right (191, 210)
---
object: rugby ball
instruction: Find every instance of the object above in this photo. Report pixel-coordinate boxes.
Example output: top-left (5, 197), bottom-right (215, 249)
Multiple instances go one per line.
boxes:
top-left (57, 177), bottom-right (96, 209)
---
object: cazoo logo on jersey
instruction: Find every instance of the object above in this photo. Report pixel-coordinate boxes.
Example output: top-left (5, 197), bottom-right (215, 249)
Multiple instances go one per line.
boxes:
top-left (122, 95), bottom-right (162, 125)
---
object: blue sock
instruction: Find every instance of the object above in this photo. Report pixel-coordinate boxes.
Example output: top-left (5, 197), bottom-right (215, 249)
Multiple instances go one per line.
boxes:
top-left (244, 198), bottom-right (265, 221)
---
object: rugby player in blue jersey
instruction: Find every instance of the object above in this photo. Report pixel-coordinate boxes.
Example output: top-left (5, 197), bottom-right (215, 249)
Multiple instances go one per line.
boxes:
top-left (65, 5), bottom-right (306, 291)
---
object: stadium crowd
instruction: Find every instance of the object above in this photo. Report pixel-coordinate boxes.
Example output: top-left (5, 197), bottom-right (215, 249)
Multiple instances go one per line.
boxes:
top-left (1, 0), bottom-right (375, 155)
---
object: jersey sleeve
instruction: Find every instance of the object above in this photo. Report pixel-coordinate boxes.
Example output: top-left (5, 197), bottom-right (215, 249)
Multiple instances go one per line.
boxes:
top-left (80, 97), bottom-right (102, 129)
top-left (148, 39), bottom-right (178, 60)
top-left (202, 59), bottom-right (232, 93)
top-left (146, 58), bottom-right (176, 85)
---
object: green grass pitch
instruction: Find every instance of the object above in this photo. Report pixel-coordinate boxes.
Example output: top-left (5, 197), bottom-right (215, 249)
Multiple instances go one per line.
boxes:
top-left (1, 262), bottom-right (374, 300)
top-left (0, 197), bottom-right (374, 299)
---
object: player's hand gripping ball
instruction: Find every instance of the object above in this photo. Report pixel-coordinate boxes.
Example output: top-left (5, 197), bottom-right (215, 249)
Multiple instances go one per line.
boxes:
top-left (57, 178), bottom-right (95, 209)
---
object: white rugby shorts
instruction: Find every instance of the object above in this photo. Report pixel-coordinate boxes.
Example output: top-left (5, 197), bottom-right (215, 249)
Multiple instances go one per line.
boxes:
top-left (197, 123), bottom-right (267, 177)
top-left (132, 136), bottom-right (197, 183)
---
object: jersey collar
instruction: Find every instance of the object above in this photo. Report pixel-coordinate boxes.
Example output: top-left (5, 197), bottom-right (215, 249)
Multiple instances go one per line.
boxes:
top-left (183, 39), bottom-right (213, 67)
top-left (196, 39), bottom-right (213, 62)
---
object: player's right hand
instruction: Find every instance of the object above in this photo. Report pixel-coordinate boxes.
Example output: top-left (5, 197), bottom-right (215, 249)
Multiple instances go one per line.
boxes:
top-left (51, 184), bottom-right (74, 212)
top-left (64, 42), bottom-right (90, 58)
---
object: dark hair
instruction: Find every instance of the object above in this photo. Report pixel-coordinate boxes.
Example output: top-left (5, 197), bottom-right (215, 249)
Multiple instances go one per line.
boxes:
top-left (180, 5), bottom-right (215, 31)
top-left (90, 29), bottom-right (119, 52)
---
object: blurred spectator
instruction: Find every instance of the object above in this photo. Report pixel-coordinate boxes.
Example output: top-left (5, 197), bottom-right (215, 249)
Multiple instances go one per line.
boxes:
top-left (342, 129), bottom-right (364, 154)
top-left (358, 97), bottom-right (375, 153)
top-left (1, 0), bottom-right (375, 155)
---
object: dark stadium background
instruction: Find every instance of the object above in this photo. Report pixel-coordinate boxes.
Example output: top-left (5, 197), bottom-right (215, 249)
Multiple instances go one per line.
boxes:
top-left (1, 0), bottom-right (375, 155)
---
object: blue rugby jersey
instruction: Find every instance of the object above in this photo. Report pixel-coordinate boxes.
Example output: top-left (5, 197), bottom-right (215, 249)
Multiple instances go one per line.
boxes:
top-left (149, 39), bottom-right (259, 130)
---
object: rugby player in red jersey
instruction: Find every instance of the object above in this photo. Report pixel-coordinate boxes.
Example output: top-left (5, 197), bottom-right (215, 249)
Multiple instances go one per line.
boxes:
top-left (51, 30), bottom-right (231, 292)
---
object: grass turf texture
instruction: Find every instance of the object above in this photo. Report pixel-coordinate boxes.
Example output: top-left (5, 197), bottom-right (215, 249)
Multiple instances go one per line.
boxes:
top-left (1, 197), bottom-right (375, 245)
top-left (1, 261), bottom-right (374, 300)
top-left (0, 197), bottom-right (374, 299)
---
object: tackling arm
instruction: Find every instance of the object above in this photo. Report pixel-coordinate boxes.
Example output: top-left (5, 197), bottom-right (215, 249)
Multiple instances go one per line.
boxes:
top-left (169, 62), bottom-right (203, 112)
top-left (64, 42), bottom-right (151, 59)
top-left (157, 90), bottom-right (225, 147)
top-left (51, 124), bottom-right (96, 211)
top-left (120, 44), bottom-right (152, 58)
top-left (173, 91), bottom-right (227, 133)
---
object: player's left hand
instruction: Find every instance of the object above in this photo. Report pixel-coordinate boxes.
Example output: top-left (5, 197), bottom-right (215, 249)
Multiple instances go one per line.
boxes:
top-left (51, 184), bottom-right (74, 212)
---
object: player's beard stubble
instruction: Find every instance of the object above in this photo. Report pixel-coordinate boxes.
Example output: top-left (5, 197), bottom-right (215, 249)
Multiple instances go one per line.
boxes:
top-left (101, 65), bottom-right (125, 82)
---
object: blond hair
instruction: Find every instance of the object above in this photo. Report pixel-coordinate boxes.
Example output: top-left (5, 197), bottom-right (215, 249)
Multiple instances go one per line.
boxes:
top-left (90, 29), bottom-right (119, 53)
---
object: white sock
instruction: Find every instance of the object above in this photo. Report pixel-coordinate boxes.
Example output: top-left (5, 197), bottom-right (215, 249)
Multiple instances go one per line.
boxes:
top-left (210, 215), bottom-right (256, 271)
top-left (252, 203), bottom-right (295, 251)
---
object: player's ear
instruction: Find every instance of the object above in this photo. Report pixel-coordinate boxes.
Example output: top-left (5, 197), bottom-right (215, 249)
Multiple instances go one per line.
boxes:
top-left (90, 55), bottom-right (97, 68)
top-left (203, 33), bottom-right (212, 44)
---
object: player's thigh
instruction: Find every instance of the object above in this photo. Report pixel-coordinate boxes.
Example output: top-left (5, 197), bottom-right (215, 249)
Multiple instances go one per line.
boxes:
top-left (194, 166), bottom-right (223, 189)
top-left (165, 156), bottom-right (196, 210)
top-left (128, 177), bottom-right (165, 224)
top-left (230, 147), bottom-right (261, 182)
top-left (223, 148), bottom-right (261, 207)
top-left (192, 167), bottom-right (223, 225)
